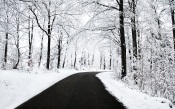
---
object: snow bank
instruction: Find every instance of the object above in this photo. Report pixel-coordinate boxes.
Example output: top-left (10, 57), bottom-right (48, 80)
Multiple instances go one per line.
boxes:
top-left (0, 69), bottom-right (77, 109)
top-left (97, 72), bottom-right (175, 109)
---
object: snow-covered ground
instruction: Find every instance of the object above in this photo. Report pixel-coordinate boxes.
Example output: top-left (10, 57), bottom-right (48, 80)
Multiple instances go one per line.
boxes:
top-left (0, 69), bottom-right (78, 109)
top-left (97, 72), bottom-right (175, 109)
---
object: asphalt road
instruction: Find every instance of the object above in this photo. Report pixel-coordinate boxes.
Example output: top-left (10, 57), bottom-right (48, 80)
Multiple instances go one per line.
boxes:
top-left (15, 72), bottom-right (126, 109)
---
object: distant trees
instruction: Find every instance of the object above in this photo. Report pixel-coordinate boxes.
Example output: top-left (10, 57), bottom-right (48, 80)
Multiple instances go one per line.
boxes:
top-left (3, 1), bottom-right (10, 67)
top-left (80, 0), bottom-right (127, 78)
top-left (76, 0), bottom-right (175, 102)
top-left (21, 0), bottom-right (78, 69)
top-left (0, 0), bottom-right (174, 103)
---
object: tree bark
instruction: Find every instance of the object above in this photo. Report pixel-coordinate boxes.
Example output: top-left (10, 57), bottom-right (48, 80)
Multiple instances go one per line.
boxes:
top-left (46, 26), bottom-right (51, 69)
top-left (57, 36), bottom-right (62, 69)
top-left (62, 51), bottom-right (67, 68)
top-left (119, 0), bottom-right (127, 78)
top-left (73, 50), bottom-right (77, 68)
top-left (4, 32), bottom-right (8, 64)
top-left (130, 0), bottom-right (137, 58)
top-left (109, 48), bottom-right (112, 70)
top-left (46, 3), bottom-right (51, 69)
top-left (13, 22), bottom-right (20, 69)
top-left (103, 57), bottom-right (106, 70)
top-left (4, 10), bottom-right (9, 67)
top-left (170, 0), bottom-right (175, 50)
top-left (28, 17), bottom-right (33, 66)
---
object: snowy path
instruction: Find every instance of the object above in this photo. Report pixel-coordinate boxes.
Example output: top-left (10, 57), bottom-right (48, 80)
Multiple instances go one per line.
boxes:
top-left (15, 72), bottom-right (126, 109)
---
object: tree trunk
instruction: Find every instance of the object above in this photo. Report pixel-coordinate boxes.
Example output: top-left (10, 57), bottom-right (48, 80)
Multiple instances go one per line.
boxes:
top-left (38, 18), bottom-right (45, 67)
top-left (119, 0), bottom-right (127, 78)
top-left (4, 32), bottom-right (8, 64)
top-left (103, 57), bottom-right (106, 70)
top-left (74, 50), bottom-right (77, 68)
top-left (28, 17), bottom-right (33, 66)
top-left (4, 11), bottom-right (9, 67)
top-left (171, 0), bottom-right (175, 50)
top-left (46, 29), bottom-right (51, 69)
top-left (91, 54), bottom-right (94, 66)
top-left (57, 48), bottom-right (61, 68)
top-left (46, 8), bottom-right (51, 69)
top-left (131, 0), bottom-right (137, 58)
top-left (109, 48), bottom-right (112, 70)
top-left (14, 23), bottom-right (20, 69)
top-left (62, 51), bottom-right (67, 68)
top-left (57, 37), bottom-right (62, 68)
top-left (100, 54), bottom-right (103, 69)
top-left (38, 34), bottom-right (44, 67)
top-left (62, 40), bottom-right (69, 68)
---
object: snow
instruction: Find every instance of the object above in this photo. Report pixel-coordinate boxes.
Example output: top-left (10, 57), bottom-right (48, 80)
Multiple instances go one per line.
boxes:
top-left (0, 69), bottom-right (78, 109)
top-left (97, 72), bottom-right (175, 109)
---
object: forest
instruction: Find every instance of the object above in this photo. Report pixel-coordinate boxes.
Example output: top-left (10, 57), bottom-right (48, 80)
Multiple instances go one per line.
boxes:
top-left (0, 0), bottom-right (175, 105)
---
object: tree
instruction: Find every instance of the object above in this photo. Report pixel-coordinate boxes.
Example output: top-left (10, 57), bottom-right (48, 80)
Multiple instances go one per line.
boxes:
top-left (28, 14), bottom-right (34, 67)
top-left (82, 0), bottom-right (127, 78)
top-left (128, 0), bottom-right (138, 59)
top-left (29, 1), bottom-right (56, 69)
top-left (118, 0), bottom-right (127, 78)
top-left (1, 0), bottom-right (12, 68)
top-left (169, 0), bottom-right (175, 50)
top-left (57, 25), bottom-right (63, 68)
top-left (13, 7), bottom-right (21, 69)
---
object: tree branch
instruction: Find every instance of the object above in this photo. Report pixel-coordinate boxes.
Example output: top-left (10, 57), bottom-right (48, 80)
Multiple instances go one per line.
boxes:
top-left (116, 0), bottom-right (120, 6)
top-left (94, 1), bottom-right (119, 10)
top-left (29, 7), bottom-right (48, 36)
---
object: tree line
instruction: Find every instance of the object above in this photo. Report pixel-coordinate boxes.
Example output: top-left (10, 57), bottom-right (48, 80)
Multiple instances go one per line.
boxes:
top-left (0, 0), bottom-right (174, 103)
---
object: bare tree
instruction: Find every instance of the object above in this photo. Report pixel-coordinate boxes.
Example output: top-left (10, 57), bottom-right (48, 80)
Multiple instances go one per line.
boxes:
top-left (29, 1), bottom-right (56, 69)
top-left (28, 14), bottom-right (34, 67)
top-left (128, 0), bottom-right (138, 59)
top-left (13, 12), bottom-right (20, 69)
top-left (169, 0), bottom-right (175, 50)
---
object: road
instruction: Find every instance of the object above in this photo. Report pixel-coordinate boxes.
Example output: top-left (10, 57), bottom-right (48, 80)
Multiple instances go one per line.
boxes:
top-left (15, 72), bottom-right (126, 109)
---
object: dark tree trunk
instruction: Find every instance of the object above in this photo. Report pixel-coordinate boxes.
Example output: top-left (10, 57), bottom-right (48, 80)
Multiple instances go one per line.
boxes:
top-left (46, 29), bottom-right (51, 69)
top-left (171, 0), bottom-right (175, 50)
top-left (28, 16), bottom-right (31, 60)
top-left (130, 0), bottom-right (137, 58)
top-left (57, 48), bottom-right (61, 68)
top-left (119, 0), bottom-right (127, 78)
top-left (4, 13), bottom-right (9, 67)
top-left (74, 50), bottom-right (77, 68)
top-left (4, 32), bottom-right (8, 63)
top-left (57, 37), bottom-right (62, 69)
top-left (109, 48), bottom-right (112, 70)
top-left (28, 17), bottom-right (33, 66)
top-left (103, 57), bottom-right (106, 70)
top-left (46, 9), bottom-right (51, 69)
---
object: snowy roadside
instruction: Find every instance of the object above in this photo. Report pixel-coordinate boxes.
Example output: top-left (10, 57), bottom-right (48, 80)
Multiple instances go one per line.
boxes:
top-left (0, 69), bottom-right (78, 109)
top-left (97, 72), bottom-right (175, 109)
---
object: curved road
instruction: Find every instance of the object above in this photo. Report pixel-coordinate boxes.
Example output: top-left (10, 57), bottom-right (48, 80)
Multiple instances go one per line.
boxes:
top-left (15, 72), bottom-right (126, 109)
